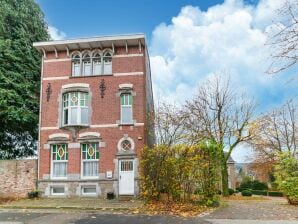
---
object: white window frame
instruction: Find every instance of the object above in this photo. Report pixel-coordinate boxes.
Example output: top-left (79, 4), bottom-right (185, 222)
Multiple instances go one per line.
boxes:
top-left (62, 91), bottom-right (89, 126)
top-left (82, 53), bottom-right (91, 76)
top-left (81, 143), bottom-right (99, 179)
top-left (103, 51), bottom-right (112, 75)
top-left (71, 52), bottom-right (81, 77)
top-left (81, 185), bottom-right (97, 196)
top-left (92, 52), bottom-right (102, 75)
top-left (51, 186), bottom-right (65, 196)
top-left (120, 93), bottom-right (133, 124)
top-left (50, 144), bottom-right (68, 180)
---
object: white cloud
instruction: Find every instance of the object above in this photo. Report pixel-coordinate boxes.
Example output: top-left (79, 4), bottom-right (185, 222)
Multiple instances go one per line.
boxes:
top-left (48, 25), bottom-right (66, 40)
top-left (149, 0), bottom-right (297, 162)
top-left (149, 0), bottom-right (296, 110)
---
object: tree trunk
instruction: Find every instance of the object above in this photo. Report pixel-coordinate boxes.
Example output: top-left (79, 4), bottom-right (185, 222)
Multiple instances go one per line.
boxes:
top-left (221, 161), bottom-right (229, 196)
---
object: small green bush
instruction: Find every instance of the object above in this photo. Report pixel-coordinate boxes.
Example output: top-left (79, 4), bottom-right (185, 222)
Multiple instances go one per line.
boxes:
top-left (228, 188), bottom-right (235, 195)
top-left (251, 190), bottom-right (267, 196)
top-left (27, 191), bottom-right (40, 199)
top-left (240, 180), bottom-right (268, 191)
top-left (241, 190), bottom-right (252, 197)
top-left (268, 191), bottom-right (283, 197)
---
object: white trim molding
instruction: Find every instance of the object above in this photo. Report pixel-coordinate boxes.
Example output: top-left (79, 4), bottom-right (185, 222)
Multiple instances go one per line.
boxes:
top-left (49, 133), bottom-right (70, 140)
top-left (44, 58), bottom-right (71, 63)
top-left (41, 126), bottom-right (59, 130)
top-left (90, 124), bottom-right (118, 128)
top-left (79, 132), bottom-right (100, 138)
top-left (43, 76), bottom-right (69, 81)
top-left (62, 83), bottom-right (89, 89)
top-left (114, 72), bottom-right (143, 76)
top-left (113, 54), bottom-right (143, 58)
top-left (117, 136), bottom-right (135, 152)
top-left (119, 83), bottom-right (133, 89)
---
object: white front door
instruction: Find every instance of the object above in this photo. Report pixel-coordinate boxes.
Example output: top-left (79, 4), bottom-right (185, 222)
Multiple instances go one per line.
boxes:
top-left (119, 159), bottom-right (134, 195)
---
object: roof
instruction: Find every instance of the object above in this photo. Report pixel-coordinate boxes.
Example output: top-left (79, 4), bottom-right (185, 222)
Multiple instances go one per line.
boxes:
top-left (224, 152), bottom-right (235, 163)
top-left (33, 33), bottom-right (146, 52)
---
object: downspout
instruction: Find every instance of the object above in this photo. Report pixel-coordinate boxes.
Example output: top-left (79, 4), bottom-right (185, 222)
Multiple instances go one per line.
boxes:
top-left (37, 55), bottom-right (44, 189)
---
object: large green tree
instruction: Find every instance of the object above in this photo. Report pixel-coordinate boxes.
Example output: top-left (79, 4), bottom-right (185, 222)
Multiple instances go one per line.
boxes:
top-left (0, 0), bottom-right (49, 159)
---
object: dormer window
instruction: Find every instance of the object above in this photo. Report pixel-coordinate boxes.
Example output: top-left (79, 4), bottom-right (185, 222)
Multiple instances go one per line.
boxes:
top-left (82, 53), bottom-right (91, 76)
top-left (72, 53), bottom-right (81, 76)
top-left (92, 52), bottom-right (102, 75)
top-left (103, 52), bottom-right (112, 75)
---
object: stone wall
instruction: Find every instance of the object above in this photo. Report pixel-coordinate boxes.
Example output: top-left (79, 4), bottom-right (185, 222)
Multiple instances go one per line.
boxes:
top-left (0, 159), bottom-right (37, 198)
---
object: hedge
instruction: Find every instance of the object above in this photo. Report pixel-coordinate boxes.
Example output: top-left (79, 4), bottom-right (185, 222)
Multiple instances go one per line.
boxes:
top-left (268, 191), bottom-right (283, 197)
top-left (241, 190), bottom-right (252, 196)
top-left (251, 190), bottom-right (267, 196)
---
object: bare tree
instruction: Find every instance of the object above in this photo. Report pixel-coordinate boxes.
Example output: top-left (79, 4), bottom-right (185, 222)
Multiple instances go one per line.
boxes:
top-left (267, 0), bottom-right (298, 74)
top-left (154, 102), bottom-right (187, 147)
top-left (250, 100), bottom-right (298, 160)
top-left (184, 74), bottom-right (256, 196)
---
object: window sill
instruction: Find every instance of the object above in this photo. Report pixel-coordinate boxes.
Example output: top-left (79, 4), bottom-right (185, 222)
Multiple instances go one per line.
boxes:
top-left (50, 177), bottom-right (67, 180)
top-left (81, 176), bottom-right (99, 180)
top-left (119, 123), bottom-right (134, 126)
top-left (70, 74), bottom-right (113, 78)
top-left (61, 124), bottom-right (89, 129)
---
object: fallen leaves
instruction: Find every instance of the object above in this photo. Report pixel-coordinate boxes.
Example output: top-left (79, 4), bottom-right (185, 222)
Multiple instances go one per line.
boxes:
top-left (132, 200), bottom-right (211, 217)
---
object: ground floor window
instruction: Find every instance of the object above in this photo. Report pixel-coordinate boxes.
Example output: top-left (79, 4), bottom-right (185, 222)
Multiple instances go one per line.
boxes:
top-left (81, 143), bottom-right (99, 178)
top-left (81, 185), bottom-right (97, 196)
top-left (51, 144), bottom-right (68, 178)
top-left (51, 186), bottom-right (65, 196)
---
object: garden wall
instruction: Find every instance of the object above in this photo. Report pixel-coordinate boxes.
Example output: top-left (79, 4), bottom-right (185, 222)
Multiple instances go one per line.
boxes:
top-left (0, 159), bottom-right (37, 198)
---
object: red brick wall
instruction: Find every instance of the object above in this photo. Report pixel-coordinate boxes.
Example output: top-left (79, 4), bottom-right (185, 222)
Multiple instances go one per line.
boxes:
top-left (39, 46), bottom-right (147, 179)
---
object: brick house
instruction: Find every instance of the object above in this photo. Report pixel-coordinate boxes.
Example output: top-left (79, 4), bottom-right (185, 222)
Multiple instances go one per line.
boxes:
top-left (33, 34), bottom-right (154, 198)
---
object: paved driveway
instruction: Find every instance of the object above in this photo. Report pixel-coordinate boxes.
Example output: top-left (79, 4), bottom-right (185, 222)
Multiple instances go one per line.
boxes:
top-left (0, 197), bottom-right (297, 224)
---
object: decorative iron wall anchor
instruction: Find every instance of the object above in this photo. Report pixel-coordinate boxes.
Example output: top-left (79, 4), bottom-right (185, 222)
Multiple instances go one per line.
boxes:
top-left (99, 79), bottom-right (106, 98)
top-left (46, 83), bottom-right (52, 102)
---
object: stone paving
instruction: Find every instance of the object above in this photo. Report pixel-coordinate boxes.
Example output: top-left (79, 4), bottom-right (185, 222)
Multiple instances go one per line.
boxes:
top-left (205, 197), bottom-right (298, 221)
top-left (0, 198), bottom-right (142, 210)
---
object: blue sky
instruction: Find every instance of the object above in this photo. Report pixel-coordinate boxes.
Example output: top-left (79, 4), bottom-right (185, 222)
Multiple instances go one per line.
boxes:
top-left (35, 0), bottom-right (297, 162)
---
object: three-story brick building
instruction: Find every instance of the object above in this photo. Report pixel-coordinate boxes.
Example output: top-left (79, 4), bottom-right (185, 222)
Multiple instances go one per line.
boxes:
top-left (33, 34), bottom-right (154, 197)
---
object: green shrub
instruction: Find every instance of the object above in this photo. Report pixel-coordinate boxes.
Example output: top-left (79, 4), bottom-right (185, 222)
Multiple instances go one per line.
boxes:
top-left (27, 191), bottom-right (40, 198)
top-left (228, 188), bottom-right (235, 195)
top-left (268, 191), bottom-right (283, 197)
top-left (274, 153), bottom-right (298, 205)
top-left (240, 180), bottom-right (268, 191)
top-left (241, 190), bottom-right (252, 196)
top-left (251, 190), bottom-right (267, 196)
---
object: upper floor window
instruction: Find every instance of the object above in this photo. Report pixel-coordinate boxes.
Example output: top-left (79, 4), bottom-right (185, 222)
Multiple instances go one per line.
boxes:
top-left (82, 53), bottom-right (91, 76)
top-left (63, 91), bottom-right (88, 126)
top-left (120, 93), bottom-right (133, 124)
top-left (72, 53), bottom-right (81, 76)
top-left (81, 143), bottom-right (99, 178)
top-left (71, 50), bottom-right (113, 76)
top-left (103, 52), bottom-right (112, 75)
top-left (92, 52), bottom-right (102, 75)
top-left (51, 144), bottom-right (68, 178)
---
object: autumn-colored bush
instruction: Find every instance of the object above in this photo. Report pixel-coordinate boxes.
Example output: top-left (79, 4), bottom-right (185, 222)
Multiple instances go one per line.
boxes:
top-left (140, 141), bottom-right (221, 205)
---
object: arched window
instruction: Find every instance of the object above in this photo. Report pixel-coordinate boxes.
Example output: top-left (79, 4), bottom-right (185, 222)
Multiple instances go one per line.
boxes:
top-left (92, 52), bottom-right (102, 75)
top-left (82, 53), bottom-right (91, 76)
top-left (72, 53), bottom-right (81, 76)
top-left (103, 51), bottom-right (112, 75)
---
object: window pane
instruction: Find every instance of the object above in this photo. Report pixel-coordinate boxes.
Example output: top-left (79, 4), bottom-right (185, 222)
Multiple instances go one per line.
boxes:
top-left (103, 63), bottom-right (112, 74)
top-left (73, 63), bottom-right (80, 76)
top-left (81, 108), bottom-right (88, 124)
top-left (83, 187), bottom-right (96, 194)
top-left (63, 109), bottom-right (68, 125)
top-left (52, 187), bottom-right (65, 194)
top-left (83, 161), bottom-right (98, 176)
top-left (93, 61), bottom-right (102, 75)
top-left (83, 62), bottom-right (91, 76)
top-left (121, 106), bottom-right (132, 124)
top-left (70, 108), bottom-right (78, 124)
top-left (53, 162), bottom-right (67, 177)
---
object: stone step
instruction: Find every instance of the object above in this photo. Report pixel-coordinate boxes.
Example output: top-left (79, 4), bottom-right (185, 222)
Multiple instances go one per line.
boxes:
top-left (118, 195), bottom-right (134, 201)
